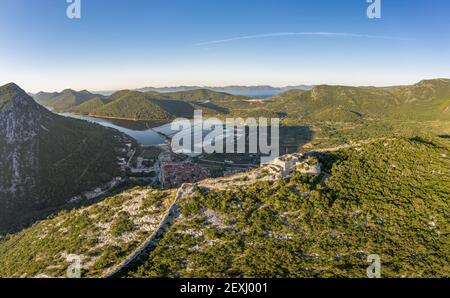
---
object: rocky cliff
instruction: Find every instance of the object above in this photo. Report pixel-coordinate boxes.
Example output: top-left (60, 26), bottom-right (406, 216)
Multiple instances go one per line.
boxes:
top-left (0, 83), bottom-right (132, 233)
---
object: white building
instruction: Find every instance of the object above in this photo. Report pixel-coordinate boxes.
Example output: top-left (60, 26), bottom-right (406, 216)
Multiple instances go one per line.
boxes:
top-left (267, 153), bottom-right (321, 177)
top-left (269, 153), bottom-right (303, 176)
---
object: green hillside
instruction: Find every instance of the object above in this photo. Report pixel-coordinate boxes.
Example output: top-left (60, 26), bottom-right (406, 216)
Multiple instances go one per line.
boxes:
top-left (128, 136), bottom-right (450, 278)
top-left (266, 79), bottom-right (450, 122)
top-left (32, 91), bottom-right (60, 106)
top-left (33, 86), bottom-right (253, 120)
top-left (32, 79), bottom-right (450, 122)
top-left (385, 79), bottom-right (450, 119)
top-left (92, 90), bottom-right (174, 120)
top-left (67, 89), bottom-right (248, 120)
top-left (0, 83), bottom-right (24, 111)
top-left (0, 83), bottom-right (134, 233)
top-left (162, 89), bottom-right (252, 116)
top-left (163, 88), bottom-right (247, 102)
top-left (1, 135), bottom-right (448, 277)
top-left (0, 188), bottom-right (175, 277)
top-left (150, 99), bottom-right (196, 118)
top-left (70, 97), bottom-right (111, 115)
top-left (33, 89), bottom-right (104, 112)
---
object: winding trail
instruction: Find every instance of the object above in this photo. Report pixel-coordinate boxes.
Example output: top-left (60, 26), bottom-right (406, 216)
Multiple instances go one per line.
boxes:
top-left (102, 183), bottom-right (194, 278)
top-left (101, 140), bottom-right (376, 278)
top-left (102, 164), bottom-right (284, 277)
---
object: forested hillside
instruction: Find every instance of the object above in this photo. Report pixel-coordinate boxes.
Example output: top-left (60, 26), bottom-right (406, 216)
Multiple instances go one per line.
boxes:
top-left (267, 79), bottom-right (450, 122)
top-left (126, 136), bottom-right (450, 278)
top-left (33, 79), bottom-right (450, 122)
top-left (1, 135), bottom-right (448, 277)
top-left (33, 89), bottom-right (104, 112)
top-left (0, 83), bottom-right (134, 233)
top-left (0, 188), bottom-right (175, 277)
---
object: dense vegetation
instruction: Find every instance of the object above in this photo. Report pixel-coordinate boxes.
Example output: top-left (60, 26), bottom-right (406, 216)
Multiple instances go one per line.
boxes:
top-left (34, 88), bottom-right (250, 120)
top-left (3, 79), bottom-right (448, 279)
top-left (34, 89), bottom-right (103, 112)
top-left (136, 85), bottom-right (311, 97)
top-left (268, 79), bottom-right (450, 122)
top-left (0, 83), bottom-right (133, 233)
top-left (297, 119), bottom-right (450, 151)
top-left (92, 91), bottom-right (174, 120)
top-left (128, 136), bottom-right (450, 278)
top-left (70, 97), bottom-right (110, 114)
top-left (34, 79), bottom-right (450, 123)
top-left (0, 188), bottom-right (175, 277)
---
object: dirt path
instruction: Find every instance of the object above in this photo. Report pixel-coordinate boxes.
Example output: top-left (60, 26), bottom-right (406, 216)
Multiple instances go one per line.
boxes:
top-left (102, 184), bottom-right (193, 278)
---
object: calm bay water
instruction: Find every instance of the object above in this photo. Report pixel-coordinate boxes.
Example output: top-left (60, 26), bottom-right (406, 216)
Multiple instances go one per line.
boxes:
top-left (60, 113), bottom-right (167, 146)
top-left (60, 114), bottom-right (245, 154)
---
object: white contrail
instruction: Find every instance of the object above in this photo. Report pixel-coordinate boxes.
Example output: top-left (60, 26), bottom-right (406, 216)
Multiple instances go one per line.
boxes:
top-left (196, 32), bottom-right (394, 46)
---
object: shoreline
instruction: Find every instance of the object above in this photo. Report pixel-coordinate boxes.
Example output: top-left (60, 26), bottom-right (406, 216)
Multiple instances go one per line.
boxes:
top-left (60, 112), bottom-right (172, 147)
top-left (69, 112), bottom-right (174, 123)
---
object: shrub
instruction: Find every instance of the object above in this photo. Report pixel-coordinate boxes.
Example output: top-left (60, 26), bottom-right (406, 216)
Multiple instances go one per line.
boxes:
top-left (110, 212), bottom-right (134, 237)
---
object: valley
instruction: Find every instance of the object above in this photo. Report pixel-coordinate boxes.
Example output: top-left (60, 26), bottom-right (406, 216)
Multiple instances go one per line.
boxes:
top-left (2, 0), bottom-right (449, 289)
top-left (1, 135), bottom-right (448, 278)
top-left (1, 79), bottom-right (449, 278)
top-left (33, 79), bottom-right (450, 123)
top-left (0, 84), bottom-right (139, 234)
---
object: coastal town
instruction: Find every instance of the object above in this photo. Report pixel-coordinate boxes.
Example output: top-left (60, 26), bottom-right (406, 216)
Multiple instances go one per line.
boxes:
top-left (68, 134), bottom-right (260, 204)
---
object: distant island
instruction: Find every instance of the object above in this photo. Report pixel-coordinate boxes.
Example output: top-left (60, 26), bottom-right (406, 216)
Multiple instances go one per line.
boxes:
top-left (94, 85), bottom-right (314, 98)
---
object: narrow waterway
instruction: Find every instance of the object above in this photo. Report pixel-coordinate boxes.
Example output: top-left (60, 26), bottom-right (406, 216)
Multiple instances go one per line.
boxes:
top-left (59, 113), bottom-right (167, 146)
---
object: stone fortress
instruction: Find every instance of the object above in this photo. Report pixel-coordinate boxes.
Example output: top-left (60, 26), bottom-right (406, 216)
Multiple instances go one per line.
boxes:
top-left (265, 153), bottom-right (322, 178)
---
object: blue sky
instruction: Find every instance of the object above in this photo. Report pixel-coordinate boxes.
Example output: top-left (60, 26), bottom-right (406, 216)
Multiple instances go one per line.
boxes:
top-left (0, 0), bottom-right (449, 92)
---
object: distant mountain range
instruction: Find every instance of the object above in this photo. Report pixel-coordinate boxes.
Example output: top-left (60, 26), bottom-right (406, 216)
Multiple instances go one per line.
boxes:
top-left (34, 88), bottom-right (249, 120)
top-left (266, 78), bottom-right (450, 121)
top-left (33, 89), bottom-right (106, 112)
top-left (1, 135), bottom-right (449, 277)
top-left (92, 85), bottom-right (313, 98)
top-left (0, 83), bottom-right (133, 233)
top-left (33, 79), bottom-right (450, 122)
top-left (1, 80), bottom-right (449, 277)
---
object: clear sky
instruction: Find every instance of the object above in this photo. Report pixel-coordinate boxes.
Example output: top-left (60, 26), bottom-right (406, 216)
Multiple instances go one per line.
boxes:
top-left (0, 0), bottom-right (449, 92)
